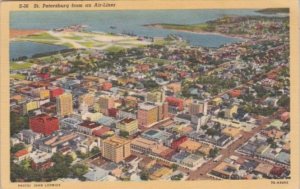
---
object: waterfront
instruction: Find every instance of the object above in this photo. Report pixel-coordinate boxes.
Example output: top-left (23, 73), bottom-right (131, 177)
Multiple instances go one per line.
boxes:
top-left (9, 10), bottom-right (277, 60)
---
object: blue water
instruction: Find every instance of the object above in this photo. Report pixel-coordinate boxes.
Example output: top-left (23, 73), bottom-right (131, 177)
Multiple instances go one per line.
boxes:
top-left (10, 41), bottom-right (67, 60)
top-left (10, 10), bottom-right (276, 60)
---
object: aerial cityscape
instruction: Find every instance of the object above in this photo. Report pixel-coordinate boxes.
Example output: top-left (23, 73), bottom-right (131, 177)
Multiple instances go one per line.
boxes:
top-left (9, 9), bottom-right (290, 182)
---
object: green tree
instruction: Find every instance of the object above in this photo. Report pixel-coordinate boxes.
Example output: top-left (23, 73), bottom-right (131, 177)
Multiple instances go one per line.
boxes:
top-left (171, 173), bottom-right (183, 180)
top-left (10, 143), bottom-right (26, 154)
top-left (51, 153), bottom-right (73, 167)
top-left (91, 146), bottom-right (100, 155)
top-left (209, 147), bottom-right (219, 158)
top-left (140, 171), bottom-right (149, 180)
top-left (206, 128), bottom-right (219, 137)
top-left (10, 112), bottom-right (29, 136)
top-left (277, 96), bottom-right (290, 108)
top-left (20, 159), bottom-right (31, 170)
top-left (171, 164), bottom-right (179, 171)
top-left (71, 164), bottom-right (88, 178)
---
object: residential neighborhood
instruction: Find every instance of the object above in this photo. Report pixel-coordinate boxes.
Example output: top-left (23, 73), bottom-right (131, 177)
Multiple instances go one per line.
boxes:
top-left (9, 11), bottom-right (290, 182)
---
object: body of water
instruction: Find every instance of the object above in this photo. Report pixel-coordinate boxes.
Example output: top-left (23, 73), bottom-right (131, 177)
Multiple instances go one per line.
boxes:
top-left (10, 41), bottom-right (68, 60)
top-left (10, 10), bottom-right (274, 60)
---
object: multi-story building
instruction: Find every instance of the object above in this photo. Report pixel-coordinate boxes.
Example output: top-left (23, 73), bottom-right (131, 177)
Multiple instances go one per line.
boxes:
top-left (17, 130), bottom-right (43, 144)
top-left (78, 93), bottom-right (95, 107)
top-left (189, 100), bottom-right (208, 116)
top-left (137, 102), bottom-right (169, 128)
top-left (147, 90), bottom-right (165, 103)
top-left (101, 136), bottom-right (131, 163)
top-left (23, 100), bottom-right (40, 114)
top-left (32, 88), bottom-right (50, 100)
top-left (117, 118), bottom-right (138, 135)
top-left (137, 103), bottom-right (158, 128)
top-left (117, 107), bottom-right (137, 119)
top-left (29, 114), bottom-right (59, 135)
top-left (98, 96), bottom-right (115, 115)
top-left (157, 102), bottom-right (169, 120)
top-left (56, 92), bottom-right (73, 116)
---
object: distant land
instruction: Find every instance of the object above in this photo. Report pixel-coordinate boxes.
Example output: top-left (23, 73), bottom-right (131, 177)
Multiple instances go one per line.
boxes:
top-left (145, 14), bottom-right (288, 40)
top-left (256, 8), bottom-right (289, 14)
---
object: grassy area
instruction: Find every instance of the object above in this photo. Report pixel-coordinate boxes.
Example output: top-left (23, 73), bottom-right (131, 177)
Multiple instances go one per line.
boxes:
top-left (21, 32), bottom-right (59, 41)
top-left (61, 42), bottom-right (75, 48)
top-left (15, 31), bottom-right (151, 51)
top-left (10, 62), bottom-right (34, 70)
top-left (78, 41), bottom-right (97, 48)
top-left (153, 39), bottom-right (172, 46)
top-left (10, 74), bottom-right (26, 80)
top-left (151, 23), bottom-right (216, 32)
top-left (106, 46), bottom-right (125, 53)
top-left (65, 35), bottom-right (83, 40)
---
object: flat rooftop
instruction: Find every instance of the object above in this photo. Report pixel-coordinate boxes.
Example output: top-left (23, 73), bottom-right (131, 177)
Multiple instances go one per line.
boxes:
top-left (103, 136), bottom-right (130, 146)
top-left (79, 121), bottom-right (101, 129)
top-left (139, 103), bottom-right (156, 111)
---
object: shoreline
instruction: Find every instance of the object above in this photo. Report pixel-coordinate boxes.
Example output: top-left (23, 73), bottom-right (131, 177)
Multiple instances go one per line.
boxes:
top-left (145, 24), bottom-right (249, 41)
top-left (10, 29), bottom-right (46, 39)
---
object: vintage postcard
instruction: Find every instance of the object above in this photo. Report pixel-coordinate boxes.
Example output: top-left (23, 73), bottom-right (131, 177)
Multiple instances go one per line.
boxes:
top-left (0, 0), bottom-right (299, 189)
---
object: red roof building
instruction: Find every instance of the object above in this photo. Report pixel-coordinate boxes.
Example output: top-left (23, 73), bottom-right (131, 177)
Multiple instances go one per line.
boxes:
top-left (171, 136), bottom-right (188, 150)
top-left (29, 114), bottom-right (59, 135)
top-left (92, 126), bottom-right (111, 137)
top-left (229, 90), bottom-right (241, 98)
top-left (14, 149), bottom-right (29, 158)
top-left (49, 87), bottom-right (64, 98)
top-left (14, 149), bottom-right (29, 162)
top-left (31, 159), bottom-right (53, 170)
top-left (102, 82), bottom-right (113, 91)
top-left (108, 108), bottom-right (118, 117)
top-left (37, 73), bottom-right (51, 80)
top-left (165, 97), bottom-right (184, 111)
top-left (270, 166), bottom-right (286, 177)
top-left (280, 112), bottom-right (290, 122)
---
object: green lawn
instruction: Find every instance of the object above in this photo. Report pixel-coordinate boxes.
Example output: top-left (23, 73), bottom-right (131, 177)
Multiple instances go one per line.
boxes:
top-left (21, 32), bottom-right (59, 41)
top-left (10, 74), bottom-right (26, 80)
top-left (61, 42), bottom-right (75, 48)
top-left (65, 35), bottom-right (83, 40)
top-left (153, 23), bottom-right (216, 32)
top-left (10, 62), bottom-right (34, 70)
top-left (78, 41), bottom-right (95, 48)
top-left (106, 46), bottom-right (125, 53)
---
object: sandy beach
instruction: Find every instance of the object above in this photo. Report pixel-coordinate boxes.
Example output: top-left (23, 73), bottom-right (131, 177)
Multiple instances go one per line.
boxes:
top-left (10, 29), bottom-right (46, 39)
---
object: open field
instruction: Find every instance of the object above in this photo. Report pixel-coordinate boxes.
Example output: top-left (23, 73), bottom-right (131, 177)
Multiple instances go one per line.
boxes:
top-left (11, 30), bottom-right (153, 51)
top-left (145, 23), bottom-right (215, 33)
top-left (10, 62), bottom-right (34, 70)
top-left (10, 74), bottom-right (26, 80)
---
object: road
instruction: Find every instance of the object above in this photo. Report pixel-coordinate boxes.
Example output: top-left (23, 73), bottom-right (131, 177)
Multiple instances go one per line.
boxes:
top-left (187, 117), bottom-right (271, 180)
